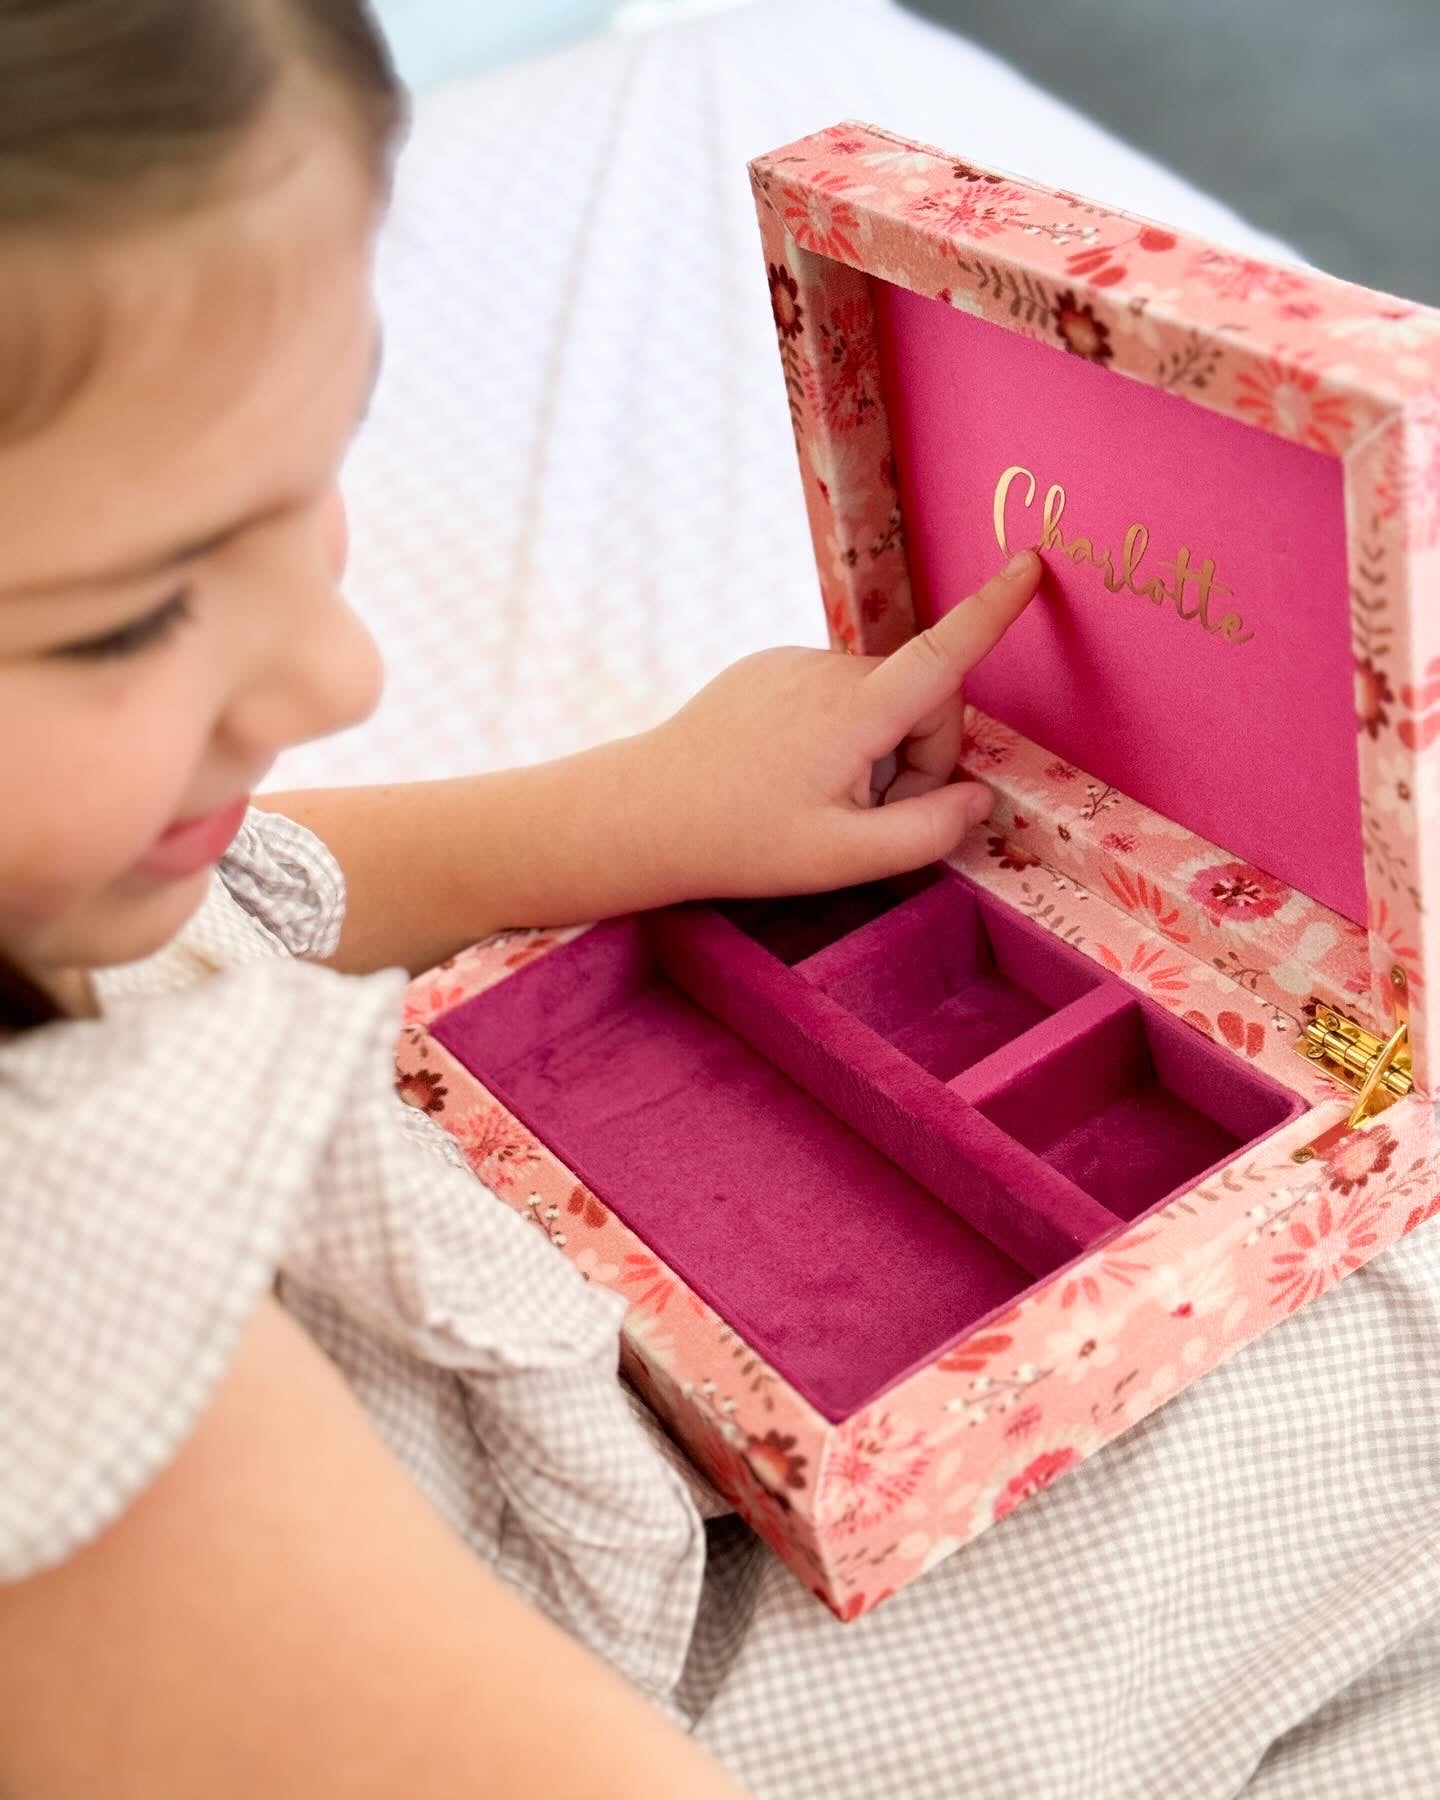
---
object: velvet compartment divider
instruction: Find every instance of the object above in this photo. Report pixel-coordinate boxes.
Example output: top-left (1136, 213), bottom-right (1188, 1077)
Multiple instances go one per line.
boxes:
top-left (649, 903), bottom-right (1123, 1277)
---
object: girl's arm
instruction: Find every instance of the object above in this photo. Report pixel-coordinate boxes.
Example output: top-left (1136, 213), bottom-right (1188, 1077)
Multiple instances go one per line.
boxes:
top-left (261, 552), bottom-right (1042, 976)
top-left (258, 735), bottom-right (670, 977)
top-left (0, 1300), bottom-right (746, 1800)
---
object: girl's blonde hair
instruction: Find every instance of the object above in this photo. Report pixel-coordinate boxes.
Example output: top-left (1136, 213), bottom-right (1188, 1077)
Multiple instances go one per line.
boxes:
top-left (0, 0), bottom-right (405, 1030)
top-left (1, 0), bottom-right (404, 224)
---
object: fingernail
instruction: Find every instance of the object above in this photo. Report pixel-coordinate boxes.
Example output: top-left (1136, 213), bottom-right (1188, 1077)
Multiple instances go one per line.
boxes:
top-left (1004, 547), bottom-right (1038, 577)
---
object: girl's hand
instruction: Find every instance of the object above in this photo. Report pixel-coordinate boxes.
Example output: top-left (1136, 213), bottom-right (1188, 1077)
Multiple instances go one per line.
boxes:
top-left (640, 549), bottom-right (1042, 900)
top-left (261, 550), bottom-right (1041, 971)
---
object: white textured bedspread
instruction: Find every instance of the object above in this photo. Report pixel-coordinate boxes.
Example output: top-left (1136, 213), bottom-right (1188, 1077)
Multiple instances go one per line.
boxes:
top-left (271, 0), bottom-right (1302, 792)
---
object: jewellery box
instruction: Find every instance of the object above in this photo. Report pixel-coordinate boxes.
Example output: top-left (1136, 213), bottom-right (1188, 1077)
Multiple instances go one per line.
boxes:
top-left (396, 122), bottom-right (1440, 1620)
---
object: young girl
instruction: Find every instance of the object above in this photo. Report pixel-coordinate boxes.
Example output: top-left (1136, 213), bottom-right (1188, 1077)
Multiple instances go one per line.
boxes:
top-left (0, 2), bottom-right (1044, 1792)
top-left (6, 7), bottom-right (1440, 1799)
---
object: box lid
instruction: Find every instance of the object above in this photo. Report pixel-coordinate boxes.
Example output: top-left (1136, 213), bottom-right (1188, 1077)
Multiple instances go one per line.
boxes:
top-left (749, 120), bottom-right (1440, 1086)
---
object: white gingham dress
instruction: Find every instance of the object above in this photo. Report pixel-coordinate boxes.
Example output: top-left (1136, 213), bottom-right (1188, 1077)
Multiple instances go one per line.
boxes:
top-left (4, 809), bottom-right (1440, 1798)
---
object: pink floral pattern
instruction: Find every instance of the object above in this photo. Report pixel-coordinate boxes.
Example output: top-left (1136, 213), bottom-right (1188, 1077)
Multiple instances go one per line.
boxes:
top-left (1186, 860), bottom-right (1291, 926)
top-left (391, 125), bottom-right (1440, 1622)
top-left (1232, 353), bottom-right (1354, 453)
top-left (904, 178), bottom-right (1032, 243)
top-left (1265, 1188), bottom-right (1386, 1312)
top-left (802, 293), bottom-right (883, 432)
top-left (780, 170), bottom-right (865, 262)
top-left (992, 1445), bottom-right (1084, 1520)
top-left (619, 1252), bottom-right (708, 1320)
top-left (816, 1409), bottom-right (935, 1536)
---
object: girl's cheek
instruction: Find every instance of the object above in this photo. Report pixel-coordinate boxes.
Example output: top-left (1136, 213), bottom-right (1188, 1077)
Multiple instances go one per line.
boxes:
top-left (0, 801), bottom-right (124, 924)
top-left (0, 676), bottom-right (207, 892)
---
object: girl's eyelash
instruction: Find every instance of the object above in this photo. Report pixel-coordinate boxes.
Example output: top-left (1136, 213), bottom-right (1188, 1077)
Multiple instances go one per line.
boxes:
top-left (55, 589), bottom-right (194, 662)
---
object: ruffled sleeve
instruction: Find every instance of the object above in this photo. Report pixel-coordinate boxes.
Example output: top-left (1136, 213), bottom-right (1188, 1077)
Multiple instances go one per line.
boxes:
top-left (0, 959), bottom-right (406, 1580)
top-left (219, 807), bottom-right (347, 960)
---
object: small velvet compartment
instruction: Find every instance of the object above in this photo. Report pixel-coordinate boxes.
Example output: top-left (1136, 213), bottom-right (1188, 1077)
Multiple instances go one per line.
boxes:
top-left (794, 878), bottom-right (1101, 1079)
top-left (716, 870), bottom-right (937, 965)
top-left (971, 999), bottom-right (1303, 1219)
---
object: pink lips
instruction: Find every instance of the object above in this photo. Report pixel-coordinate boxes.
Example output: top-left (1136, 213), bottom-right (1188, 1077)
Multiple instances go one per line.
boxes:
top-left (135, 797), bottom-right (250, 880)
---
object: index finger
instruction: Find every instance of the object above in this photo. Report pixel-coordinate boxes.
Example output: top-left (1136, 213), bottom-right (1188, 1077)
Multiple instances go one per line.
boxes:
top-left (856, 549), bottom-right (1042, 750)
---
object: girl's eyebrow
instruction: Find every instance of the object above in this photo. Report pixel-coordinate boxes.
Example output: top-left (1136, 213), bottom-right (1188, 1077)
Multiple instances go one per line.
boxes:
top-left (5, 498), bottom-right (296, 598)
top-left (0, 334), bottom-right (384, 601)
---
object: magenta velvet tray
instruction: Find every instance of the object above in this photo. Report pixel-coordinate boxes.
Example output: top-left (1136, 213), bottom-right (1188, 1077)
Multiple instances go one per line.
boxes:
top-left (427, 868), bottom-right (1300, 1425)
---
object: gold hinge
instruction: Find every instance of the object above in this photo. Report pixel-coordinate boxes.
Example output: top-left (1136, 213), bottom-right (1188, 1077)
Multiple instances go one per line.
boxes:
top-left (1291, 967), bottom-right (1411, 1163)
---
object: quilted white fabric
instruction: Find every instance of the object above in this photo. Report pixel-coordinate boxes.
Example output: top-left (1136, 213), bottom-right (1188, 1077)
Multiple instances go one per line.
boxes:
top-left (267, 0), bottom-right (1300, 793)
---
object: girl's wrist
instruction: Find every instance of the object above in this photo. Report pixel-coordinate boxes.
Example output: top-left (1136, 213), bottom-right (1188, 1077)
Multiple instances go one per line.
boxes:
top-left (606, 724), bottom-right (710, 912)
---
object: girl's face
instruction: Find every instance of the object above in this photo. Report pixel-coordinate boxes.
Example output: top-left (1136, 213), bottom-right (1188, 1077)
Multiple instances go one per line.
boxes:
top-left (0, 120), bottom-right (386, 978)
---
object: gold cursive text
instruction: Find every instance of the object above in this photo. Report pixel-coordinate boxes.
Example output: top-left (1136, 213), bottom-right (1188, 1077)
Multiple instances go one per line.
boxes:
top-left (993, 464), bottom-right (1253, 645)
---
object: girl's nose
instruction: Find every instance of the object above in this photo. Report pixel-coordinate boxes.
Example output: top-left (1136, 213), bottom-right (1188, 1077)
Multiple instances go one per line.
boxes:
top-left (230, 595), bottom-right (384, 760)
top-left (221, 502), bottom-right (384, 760)
top-left (319, 487), bottom-right (350, 582)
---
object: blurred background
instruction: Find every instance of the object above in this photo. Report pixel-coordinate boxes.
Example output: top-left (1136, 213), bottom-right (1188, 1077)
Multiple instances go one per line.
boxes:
top-left (371, 0), bottom-right (1438, 301)
top-left (273, 0), bottom-right (1438, 794)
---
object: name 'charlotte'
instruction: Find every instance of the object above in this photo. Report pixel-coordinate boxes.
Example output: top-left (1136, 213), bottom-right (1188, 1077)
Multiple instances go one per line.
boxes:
top-left (992, 463), bottom-right (1253, 646)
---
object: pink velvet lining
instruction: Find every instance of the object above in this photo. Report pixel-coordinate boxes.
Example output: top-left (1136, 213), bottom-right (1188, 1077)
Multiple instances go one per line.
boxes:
top-left (433, 870), bottom-right (1304, 1421)
top-left (869, 277), bottom-right (1365, 924)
